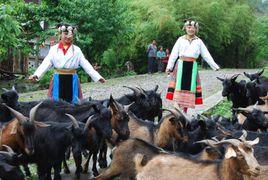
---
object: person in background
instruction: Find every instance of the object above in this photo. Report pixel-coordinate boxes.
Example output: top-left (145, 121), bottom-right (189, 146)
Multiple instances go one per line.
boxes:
top-left (156, 46), bottom-right (166, 73)
top-left (165, 19), bottom-right (220, 113)
top-left (28, 23), bottom-right (106, 104)
top-left (146, 39), bottom-right (157, 74)
top-left (161, 48), bottom-right (170, 72)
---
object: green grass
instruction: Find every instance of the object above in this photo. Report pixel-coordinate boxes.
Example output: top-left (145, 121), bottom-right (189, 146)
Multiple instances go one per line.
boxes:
top-left (203, 100), bottom-right (232, 118)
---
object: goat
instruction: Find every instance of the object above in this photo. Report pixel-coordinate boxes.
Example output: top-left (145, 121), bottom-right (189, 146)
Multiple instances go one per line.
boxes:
top-left (217, 74), bottom-right (249, 108)
top-left (0, 145), bottom-right (24, 180)
top-left (114, 85), bottom-right (162, 122)
top-left (97, 95), bottom-right (130, 169)
top-left (244, 69), bottom-right (268, 83)
top-left (128, 106), bottom-right (186, 151)
top-left (135, 131), bottom-right (260, 180)
top-left (95, 137), bottom-right (223, 180)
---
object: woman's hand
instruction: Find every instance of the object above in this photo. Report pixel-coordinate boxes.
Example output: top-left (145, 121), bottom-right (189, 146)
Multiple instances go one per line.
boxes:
top-left (165, 69), bottom-right (171, 75)
top-left (99, 78), bottom-right (106, 83)
top-left (28, 75), bottom-right (38, 82)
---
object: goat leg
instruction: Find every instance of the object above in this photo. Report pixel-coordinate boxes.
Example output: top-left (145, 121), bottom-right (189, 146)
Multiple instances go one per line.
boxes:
top-left (53, 163), bottom-right (62, 180)
top-left (62, 159), bottom-right (70, 174)
top-left (92, 152), bottom-right (99, 176)
top-left (73, 151), bottom-right (82, 179)
top-left (98, 142), bottom-right (108, 168)
top-left (82, 152), bottom-right (92, 174)
top-left (22, 163), bottom-right (31, 177)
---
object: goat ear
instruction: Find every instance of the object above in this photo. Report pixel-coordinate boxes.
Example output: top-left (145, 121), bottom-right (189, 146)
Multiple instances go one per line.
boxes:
top-left (225, 146), bottom-right (237, 159)
top-left (109, 95), bottom-right (119, 112)
top-left (247, 137), bottom-right (259, 146)
top-left (34, 121), bottom-right (50, 128)
top-left (216, 77), bottom-right (224, 81)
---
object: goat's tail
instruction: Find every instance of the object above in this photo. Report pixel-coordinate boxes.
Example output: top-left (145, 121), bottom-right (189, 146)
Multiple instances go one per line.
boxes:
top-left (134, 153), bottom-right (147, 173)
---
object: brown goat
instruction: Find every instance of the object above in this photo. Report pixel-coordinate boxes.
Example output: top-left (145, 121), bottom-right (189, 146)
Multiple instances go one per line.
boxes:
top-left (0, 103), bottom-right (49, 155)
top-left (128, 107), bottom-right (186, 149)
top-left (95, 138), bottom-right (222, 180)
top-left (135, 132), bottom-right (260, 180)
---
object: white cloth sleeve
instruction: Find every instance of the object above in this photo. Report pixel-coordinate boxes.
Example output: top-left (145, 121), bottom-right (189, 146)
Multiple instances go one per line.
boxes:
top-left (33, 49), bottom-right (53, 79)
top-left (79, 51), bottom-right (103, 82)
top-left (200, 40), bottom-right (220, 70)
top-left (166, 38), bottom-right (180, 71)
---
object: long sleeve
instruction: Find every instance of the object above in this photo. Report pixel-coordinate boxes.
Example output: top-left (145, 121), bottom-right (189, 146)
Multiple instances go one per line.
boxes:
top-left (79, 51), bottom-right (103, 82)
top-left (33, 49), bottom-right (53, 79)
top-left (200, 40), bottom-right (219, 70)
top-left (166, 38), bottom-right (180, 71)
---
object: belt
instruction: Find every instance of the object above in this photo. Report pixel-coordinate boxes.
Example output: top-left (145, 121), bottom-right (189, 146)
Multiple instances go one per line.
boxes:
top-left (180, 56), bottom-right (196, 62)
top-left (55, 69), bottom-right (77, 75)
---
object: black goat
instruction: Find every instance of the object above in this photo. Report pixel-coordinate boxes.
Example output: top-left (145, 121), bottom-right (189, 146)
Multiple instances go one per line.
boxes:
top-left (105, 85), bottom-right (162, 122)
top-left (0, 145), bottom-right (24, 180)
top-left (217, 74), bottom-right (249, 108)
top-left (244, 69), bottom-right (268, 83)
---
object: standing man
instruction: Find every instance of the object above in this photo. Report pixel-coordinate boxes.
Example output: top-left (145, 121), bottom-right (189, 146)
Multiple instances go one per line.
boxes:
top-left (146, 39), bottom-right (157, 74)
top-left (28, 23), bottom-right (106, 104)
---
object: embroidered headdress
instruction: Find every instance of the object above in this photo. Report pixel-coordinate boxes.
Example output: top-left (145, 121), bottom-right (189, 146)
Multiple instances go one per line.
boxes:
top-left (57, 23), bottom-right (77, 38)
top-left (183, 19), bottom-right (199, 32)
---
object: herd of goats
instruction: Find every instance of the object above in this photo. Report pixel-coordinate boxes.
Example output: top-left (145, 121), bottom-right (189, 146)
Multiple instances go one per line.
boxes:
top-left (0, 69), bottom-right (267, 180)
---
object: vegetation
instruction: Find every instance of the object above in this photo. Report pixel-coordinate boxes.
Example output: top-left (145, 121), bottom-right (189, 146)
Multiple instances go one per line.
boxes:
top-left (203, 100), bottom-right (232, 118)
top-left (0, 0), bottom-right (267, 79)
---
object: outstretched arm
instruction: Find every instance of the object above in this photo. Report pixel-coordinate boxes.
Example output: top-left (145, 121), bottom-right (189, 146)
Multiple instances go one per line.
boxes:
top-left (29, 49), bottom-right (53, 81)
top-left (79, 50), bottom-right (105, 83)
top-left (200, 40), bottom-right (220, 71)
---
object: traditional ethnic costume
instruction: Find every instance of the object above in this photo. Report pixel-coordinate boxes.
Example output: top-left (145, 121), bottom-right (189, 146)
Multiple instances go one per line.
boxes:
top-left (33, 24), bottom-right (103, 104)
top-left (166, 20), bottom-right (220, 109)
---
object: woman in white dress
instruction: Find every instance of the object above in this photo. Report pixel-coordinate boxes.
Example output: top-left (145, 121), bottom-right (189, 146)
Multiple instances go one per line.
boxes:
top-left (29, 23), bottom-right (105, 104)
top-left (166, 19), bottom-right (220, 113)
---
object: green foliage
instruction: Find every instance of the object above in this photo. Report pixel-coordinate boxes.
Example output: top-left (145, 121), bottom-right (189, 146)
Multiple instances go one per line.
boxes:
top-left (0, 0), bottom-right (267, 78)
top-left (203, 100), bottom-right (232, 118)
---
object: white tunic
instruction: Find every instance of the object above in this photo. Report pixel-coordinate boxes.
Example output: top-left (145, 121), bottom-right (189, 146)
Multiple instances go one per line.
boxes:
top-left (166, 35), bottom-right (220, 71)
top-left (33, 43), bottom-right (103, 82)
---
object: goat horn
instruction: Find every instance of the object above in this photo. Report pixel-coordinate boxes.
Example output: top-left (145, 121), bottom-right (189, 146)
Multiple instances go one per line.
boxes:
top-left (124, 102), bottom-right (135, 112)
top-left (195, 139), bottom-right (218, 148)
top-left (65, 114), bottom-right (79, 129)
top-left (0, 150), bottom-right (13, 157)
top-left (239, 130), bottom-right (248, 142)
top-left (123, 86), bottom-right (141, 96)
top-left (233, 107), bottom-right (252, 113)
top-left (136, 87), bottom-right (148, 97)
top-left (216, 124), bottom-right (232, 136)
top-left (2, 145), bottom-right (14, 154)
top-left (230, 74), bottom-right (240, 80)
top-left (254, 101), bottom-right (259, 108)
top-left (162, 108), bottom-right (181, 120)
top-left (213, 139), bottom-right (241, 147)
top-left (258, 69), bottom-right (264, 76)
top-left (173, 104), bottom-right (190, 121)
top-left (154, 85), bottom-right (159, 92)
top-left (4, 104), bottom-right (27, 123)
top-left (1, 88), bottom-right (8, 92)
top-left (84, 115), bottom-right (95, 131)
top-left (199, 114), bottom-right (209, 121)
top-left (29, 102), bottom-right (43, 122)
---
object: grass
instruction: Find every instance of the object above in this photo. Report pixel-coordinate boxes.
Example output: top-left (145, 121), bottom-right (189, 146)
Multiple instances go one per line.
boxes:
top-left (203, 100), bottom-right (232, 118)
